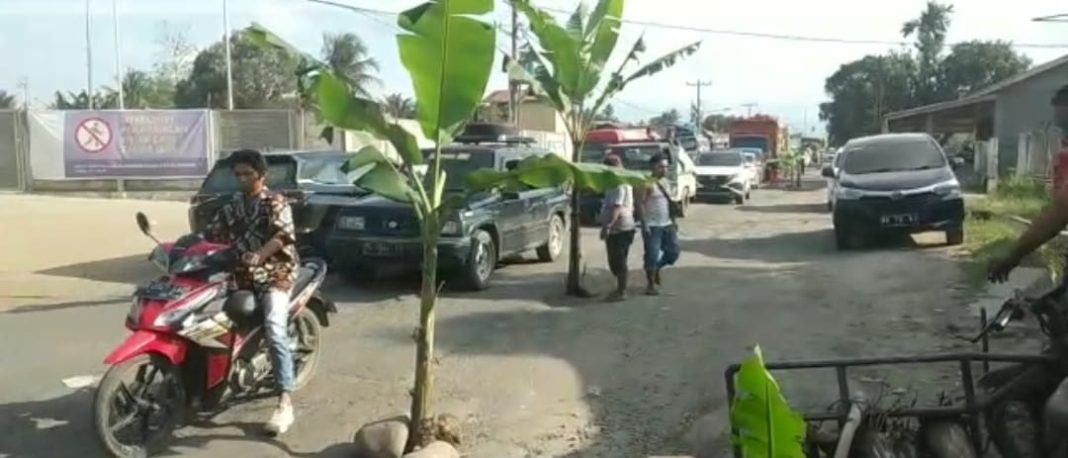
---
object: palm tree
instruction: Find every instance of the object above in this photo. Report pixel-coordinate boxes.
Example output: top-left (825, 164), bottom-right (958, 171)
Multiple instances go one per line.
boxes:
top-left (902, 1), bottom-right (954, 104)
top-left (321, 32), bottom-right (380, 97)
top-left (0, 90), bottom-right (15, 109)
top-left (383, 93), bottom-right (416, 119)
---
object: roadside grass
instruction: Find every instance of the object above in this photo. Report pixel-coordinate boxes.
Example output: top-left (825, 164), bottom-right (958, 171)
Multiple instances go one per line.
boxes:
top-left (963, 176), bottom-right (1060, 285)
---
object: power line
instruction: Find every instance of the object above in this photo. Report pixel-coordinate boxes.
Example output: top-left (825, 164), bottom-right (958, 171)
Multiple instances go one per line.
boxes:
top-left (318, 0), bottom-right (1068, 49)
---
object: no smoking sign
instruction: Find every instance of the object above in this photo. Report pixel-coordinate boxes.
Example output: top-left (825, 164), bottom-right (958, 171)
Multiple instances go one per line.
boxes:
top-left (74, 118), bottom-right (113, 153)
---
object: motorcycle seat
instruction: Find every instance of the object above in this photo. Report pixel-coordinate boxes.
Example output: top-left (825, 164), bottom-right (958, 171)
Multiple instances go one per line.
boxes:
top-left (291, 266), bottom-right (315, 300)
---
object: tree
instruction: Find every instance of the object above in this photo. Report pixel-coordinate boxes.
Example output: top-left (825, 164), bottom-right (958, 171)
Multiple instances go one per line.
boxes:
top-left (647, 108), bottom-right (680, 129)
top-left (940, 40), bottom-right (1031, 98)
top-left (0, 91), bottom-right (15, 109)
top-left (251, 0), bottom-right (648, 448)
top-left (901, 1), bottom-right (953, 105)
top-left (819, 53), bottom-right (916, 145)
top-left (510, 0), bottom-right (700, 296)
top-left (598, 103), bottom-right (618, 122)
top-left (51, 90), bottom-right (119, 109)
top-left (383, 93), bottom-right (417, 119)
top-left (322, 32), bottom-right (380, 97)
top-left (175, 29), bottom-right (299, 108)
top-left (154, 21), bottom-right (197, 83)
top-left (153, 21), bottom-right (197, 106)
top-left (122, 70), bottom-right (174, 109)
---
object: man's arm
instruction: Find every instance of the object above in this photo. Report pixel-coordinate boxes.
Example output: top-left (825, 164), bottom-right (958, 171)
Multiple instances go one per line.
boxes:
top-left (256, 194), bottom-right (297, 260)
top-left (1006, 188), bottom-right (1068, 263)
top-left (205, 202), bottom-right (232, 244)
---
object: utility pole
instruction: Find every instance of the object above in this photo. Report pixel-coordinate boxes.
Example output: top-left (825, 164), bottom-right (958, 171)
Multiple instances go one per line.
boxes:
top-left (223, 0), bottom-right (234, 110)
top-left (85, 0), bottom-right (95, 109)
top-left (113, 0), bottom-right (124, 109)
top-left (686, 80), bottom-right (711, 128)
top-left (508, 5), bottom-right (519, 125)
top-left (741, 103), bottom-right (757, 117)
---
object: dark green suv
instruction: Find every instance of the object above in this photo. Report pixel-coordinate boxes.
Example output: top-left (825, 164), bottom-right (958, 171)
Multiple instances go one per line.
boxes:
top-left (326, 136), bottom-right (569, 290)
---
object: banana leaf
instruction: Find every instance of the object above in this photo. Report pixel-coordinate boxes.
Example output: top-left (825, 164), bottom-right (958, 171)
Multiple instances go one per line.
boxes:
top-left (729, 345), bottom-right (807, 458)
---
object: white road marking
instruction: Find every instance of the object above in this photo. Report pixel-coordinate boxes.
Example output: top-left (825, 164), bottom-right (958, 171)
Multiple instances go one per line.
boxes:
top-left (62, 375), bottom-right (100, 389)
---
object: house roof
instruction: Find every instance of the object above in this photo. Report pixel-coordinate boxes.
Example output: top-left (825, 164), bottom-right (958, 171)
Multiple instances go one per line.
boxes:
top-left (483, 89), bottom-right (540, 105)
top-left (885, 53), bottom-right (1068, 121)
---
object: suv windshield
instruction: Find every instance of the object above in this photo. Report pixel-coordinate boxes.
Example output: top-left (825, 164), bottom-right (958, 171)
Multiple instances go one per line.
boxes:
top-left (611, 145), bottom-right (667, 170)
top-left (424, 149), bottom-right (496, 190)
top-left (200, 158), bottom-right (296, 193)
top-left (698, 152), bottom-right (742, 166)
top-left (298, 156), bottom-right (351, 184)
top-left (842, 138), bottom-right (945, 175)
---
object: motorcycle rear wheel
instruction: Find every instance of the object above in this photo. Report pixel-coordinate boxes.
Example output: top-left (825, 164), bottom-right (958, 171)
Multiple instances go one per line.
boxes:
top-left (92, 354), bottom-right (186, 458)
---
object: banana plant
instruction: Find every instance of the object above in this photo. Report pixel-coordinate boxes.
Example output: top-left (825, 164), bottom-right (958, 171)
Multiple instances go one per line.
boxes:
top-left (508, 0), bottom-right (702, 296)
top-left (730, 345), bottom-right (807, 457)
top-left (249, 0), bottom-right (652, 449)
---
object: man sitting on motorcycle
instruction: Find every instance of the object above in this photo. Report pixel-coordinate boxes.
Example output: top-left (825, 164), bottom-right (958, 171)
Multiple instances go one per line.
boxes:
top-left (206, 149), bottom-right (300, 435)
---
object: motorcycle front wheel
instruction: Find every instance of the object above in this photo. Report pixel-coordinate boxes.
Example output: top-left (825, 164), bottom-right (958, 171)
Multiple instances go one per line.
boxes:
top-left (291, 307), bottom-right (323, 390)
top-left (92, 354), bottom-right (187, 458)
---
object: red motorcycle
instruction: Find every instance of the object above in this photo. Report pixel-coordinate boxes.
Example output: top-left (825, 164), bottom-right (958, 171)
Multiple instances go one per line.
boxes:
top-left (92, 212), bottom-right (336, 457)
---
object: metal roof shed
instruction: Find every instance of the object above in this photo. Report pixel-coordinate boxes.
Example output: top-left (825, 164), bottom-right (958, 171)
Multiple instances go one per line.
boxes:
top-left (884, 54), bottom-right (1068, 173)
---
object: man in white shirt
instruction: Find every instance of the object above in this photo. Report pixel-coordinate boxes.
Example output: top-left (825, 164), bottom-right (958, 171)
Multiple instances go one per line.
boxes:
top-left (599, 154), bottom-right (636, 301)
top-left (636, 153), bottom-right (680, 295)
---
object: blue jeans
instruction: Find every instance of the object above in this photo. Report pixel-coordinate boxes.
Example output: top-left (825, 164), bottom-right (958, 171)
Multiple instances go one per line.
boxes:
top-left (264, 288), bottom-right (295, 393)
top-left (642, 224), bottom-right (679, 271)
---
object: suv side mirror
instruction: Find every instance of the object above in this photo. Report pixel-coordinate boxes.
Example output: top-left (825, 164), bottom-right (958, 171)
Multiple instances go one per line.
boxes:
top-left (821, 166), bottom-right (836, 179)
top-left (950, 157), bottom-right (965, 169)
top-left (501, 190), bottom-right (522, 200)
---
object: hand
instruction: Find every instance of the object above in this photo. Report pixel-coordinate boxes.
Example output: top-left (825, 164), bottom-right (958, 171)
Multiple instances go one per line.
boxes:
top-left (241, 252), bottom-right (263, 267)
top-left (987, 256), bottom-right (1020, 283)
top-left (599, 227), bottom-right (609, 241)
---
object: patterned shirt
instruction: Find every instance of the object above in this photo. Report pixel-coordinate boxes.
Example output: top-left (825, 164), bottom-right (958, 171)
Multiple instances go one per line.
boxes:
top-left (207, 189), bottom-right (299, 292)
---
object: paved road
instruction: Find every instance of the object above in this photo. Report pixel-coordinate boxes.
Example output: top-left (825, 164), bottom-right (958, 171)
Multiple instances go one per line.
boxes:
top-left (0, 179), bottom-right (993, 457)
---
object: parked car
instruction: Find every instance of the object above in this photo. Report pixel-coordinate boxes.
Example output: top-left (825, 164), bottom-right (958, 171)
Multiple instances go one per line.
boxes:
top-left (579, 128), bottom-right (698, 224)
top-left (188, 150), bottom-right (370, 260)
top-left (694, 150), bottom-right (752, 204)
top-left (326, 129), bottom-right (569, 290)
top-left (825, 147), bottom-right (844, 211)
top-left (823, 133), bottom-right (964, 250)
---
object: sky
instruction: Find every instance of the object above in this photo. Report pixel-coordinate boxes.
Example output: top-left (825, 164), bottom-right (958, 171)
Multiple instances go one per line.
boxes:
top-left (2, 0), bottom-right (1066, 135)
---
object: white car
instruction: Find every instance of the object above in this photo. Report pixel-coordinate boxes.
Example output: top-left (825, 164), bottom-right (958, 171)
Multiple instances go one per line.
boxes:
top-left (824, 147), bottom-right (845, 211)
top-left (741, 152), bottom-right (762, 188)
top-left (694, 150), bottom-right (752, 204)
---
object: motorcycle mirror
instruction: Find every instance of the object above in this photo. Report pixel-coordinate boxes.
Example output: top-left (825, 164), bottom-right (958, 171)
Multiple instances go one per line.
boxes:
top-left (135, 212), bottom-right (152, 236)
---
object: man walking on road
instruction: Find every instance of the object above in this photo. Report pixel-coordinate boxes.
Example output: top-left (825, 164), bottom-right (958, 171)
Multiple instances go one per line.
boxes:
top-left (600, 154), bottom-right (636, 302)
top-left (637, 153), bottom-right (681, 296)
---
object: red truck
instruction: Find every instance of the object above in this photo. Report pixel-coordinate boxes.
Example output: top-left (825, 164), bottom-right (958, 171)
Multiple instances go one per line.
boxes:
top-left (727, 115), bottom-right (786, 160)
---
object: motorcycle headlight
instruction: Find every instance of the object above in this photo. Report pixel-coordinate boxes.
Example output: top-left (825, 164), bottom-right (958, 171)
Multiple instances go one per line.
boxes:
top-left (152, 286), bottom-right (220, 328)
top-left (835, 186), bottom-right (864, 200)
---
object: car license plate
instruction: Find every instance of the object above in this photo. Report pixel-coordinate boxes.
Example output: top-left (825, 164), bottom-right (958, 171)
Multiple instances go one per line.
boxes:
top-left (361, 242), bottom-right (396, 256)
top-left (881, 213), bottom-right (917, 226)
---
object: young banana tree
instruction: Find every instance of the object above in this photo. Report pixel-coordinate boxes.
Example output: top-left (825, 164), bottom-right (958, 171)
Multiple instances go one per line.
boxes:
top-left (509, 0), bottom-right (701, 296)
top-left (250, 0), bottom-right (650, 448)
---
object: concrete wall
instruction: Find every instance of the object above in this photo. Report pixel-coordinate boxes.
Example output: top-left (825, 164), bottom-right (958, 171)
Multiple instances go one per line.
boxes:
top-left (994, 63), bottom-right (1068, 175)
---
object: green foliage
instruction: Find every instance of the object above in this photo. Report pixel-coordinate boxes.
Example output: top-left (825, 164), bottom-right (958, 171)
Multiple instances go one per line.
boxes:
top-left (383, 93), bottom-right (417, 119)
top-left (730, 346), bottom-right (807, 458)
top-left (175, 29), bottom-right (300, 108)
top-left (322, 32), bottom-right (380, 97)
top-left (820, 2), bottom-right (1031, 145)
top-left (0, 90), bottom-right (16, 109)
